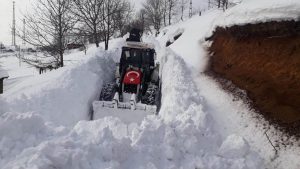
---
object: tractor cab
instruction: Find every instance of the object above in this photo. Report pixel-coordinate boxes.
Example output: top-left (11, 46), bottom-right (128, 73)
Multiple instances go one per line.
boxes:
top-left (118, 44), bottom-right (156, 101)
top-left (92, 29), bottom-right (161, 123)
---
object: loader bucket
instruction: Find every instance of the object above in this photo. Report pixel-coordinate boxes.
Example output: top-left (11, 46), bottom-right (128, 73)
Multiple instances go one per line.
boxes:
top-left (92, 100), bottom-right (156, 124)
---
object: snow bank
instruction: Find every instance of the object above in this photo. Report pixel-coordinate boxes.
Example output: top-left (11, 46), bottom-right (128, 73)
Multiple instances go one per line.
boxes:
top-left (0, 46), bottom-right (263, 169)
top-left (160, 49), bottom-right (206, 124)
top-left (4, 2), bottom-right (298, 166)
top-left (158, 50), bottom-right (263, 168)
top-left (213, 0), bottom-right (300, 28)
top-left (0, 112), bottom-right (67, 167)
top-left (0, 48), bottom-right (117, 126)
top-left (159, 11), bottom-right (222, 72)
top-left (0, 46), bottom-right (122, 167)
top-left (156, 3), bottom-right (300, 169)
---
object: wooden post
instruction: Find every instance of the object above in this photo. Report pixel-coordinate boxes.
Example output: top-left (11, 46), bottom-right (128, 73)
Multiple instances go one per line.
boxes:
top-left (0, 77), bottom-right (8, 94)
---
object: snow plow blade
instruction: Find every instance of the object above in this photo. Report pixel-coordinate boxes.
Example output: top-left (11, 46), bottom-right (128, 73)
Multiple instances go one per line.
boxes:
top-left (92, 100), bottom-right (156, 124)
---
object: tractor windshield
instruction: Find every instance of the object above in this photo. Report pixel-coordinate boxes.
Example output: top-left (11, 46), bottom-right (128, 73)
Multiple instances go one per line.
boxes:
top-left (124, 49), bottom-right (142, 66)
top-left (121, 48), bottom-right (155, 68)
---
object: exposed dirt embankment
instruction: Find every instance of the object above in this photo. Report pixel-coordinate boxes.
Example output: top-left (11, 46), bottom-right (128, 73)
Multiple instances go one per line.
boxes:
top-left (207, 21), bottom-right (300, 135)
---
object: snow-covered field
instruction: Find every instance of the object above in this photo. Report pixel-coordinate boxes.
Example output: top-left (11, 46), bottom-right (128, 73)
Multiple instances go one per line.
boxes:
top-left (1, 0), bottom-right (300, 168)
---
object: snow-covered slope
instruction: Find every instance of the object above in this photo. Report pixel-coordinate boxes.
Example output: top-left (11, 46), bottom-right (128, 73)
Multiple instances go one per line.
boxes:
top-left (0, 0), bottom-right (300, 168)
top-left (157, 0), bottom-right (300, 169)
top-left (1, 48), bottom-right (116, 126)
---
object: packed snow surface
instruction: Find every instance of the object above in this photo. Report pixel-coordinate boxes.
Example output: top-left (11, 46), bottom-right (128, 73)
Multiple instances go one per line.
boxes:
top-left (1, 0), bottom-right (300, 168)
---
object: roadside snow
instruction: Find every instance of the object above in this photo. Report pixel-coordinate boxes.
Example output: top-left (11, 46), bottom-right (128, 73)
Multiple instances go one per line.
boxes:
top-left (1, 48), bottom-right (263, 169)
top-left (158, 11), bottom-right (222, 72)
top-left (158, 2), bottom-right (300, 169)
top-left (0, 0), bottom-right (299, 168)
top-left (1, 47), bottom-right (117, 126)
top-left (0, 43), bottom-right (121, 167)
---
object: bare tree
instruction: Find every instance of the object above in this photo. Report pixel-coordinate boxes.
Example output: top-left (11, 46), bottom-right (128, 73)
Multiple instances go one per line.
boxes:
top-left (160, 0), bottom-right (179, 26)
top-left (129, 9), bottom-right (148, 34)
top-left (71, 0), bottom-right (104, 47)
top-left (21, 0), bottom-right (76, 67)
top-left (162, 0), bottom-right (168, 26)
top-left (167, 0), bottom-right (179, 25)
top-left (113, 0), bottom-right (134, 37)
top-left (222, 0), bottom-right (229, 11)
top-left (100, 0), bottom-right (118, 50)
top-left (142, 0), bottom-right (165, 36)
top-left (180, 0), bottom-right (189, 21)
top-left (98, 0), bottom-right (133, 50)
top-left (0, 42), bottom-right (5, 53)
top-left (211, 0), bottom-right (228, 11)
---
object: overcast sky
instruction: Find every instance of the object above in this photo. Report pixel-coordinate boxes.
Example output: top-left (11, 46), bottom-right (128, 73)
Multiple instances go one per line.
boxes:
top-left (0, 0), bottom-right (206, 45)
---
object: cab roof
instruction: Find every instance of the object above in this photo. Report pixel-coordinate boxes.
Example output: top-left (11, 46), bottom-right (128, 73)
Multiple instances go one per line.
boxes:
top-left (123, 41), bottom-right (155, 50)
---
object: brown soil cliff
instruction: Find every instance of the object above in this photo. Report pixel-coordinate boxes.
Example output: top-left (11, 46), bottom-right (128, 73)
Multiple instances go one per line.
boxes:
top-left (207, 21), bottom-right (300, 135)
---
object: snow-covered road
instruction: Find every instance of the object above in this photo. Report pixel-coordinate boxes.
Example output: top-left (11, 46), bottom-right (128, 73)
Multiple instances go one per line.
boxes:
top-left (1, 44), bottom-right (263, 169)
top-left (1, 0), bottom-right (300, 168)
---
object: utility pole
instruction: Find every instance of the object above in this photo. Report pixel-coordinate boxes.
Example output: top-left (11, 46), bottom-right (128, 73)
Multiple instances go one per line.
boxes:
top-left (23, 19), bottom-right (26, 46)
top-left (181, 0), bottom-right (184, 21)
top-left (189, 0), bottom-right (193, 18)
top-left (12, 1), bottom-right (16, 47)
top-left (21, 18), bottom-right (26, 65)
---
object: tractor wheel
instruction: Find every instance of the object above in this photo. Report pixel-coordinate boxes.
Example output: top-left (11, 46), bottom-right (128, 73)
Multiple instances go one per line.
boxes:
top-left (142, 84), bottom-right (159, 105)
top-left (99, 83), bottom-right (118, 101)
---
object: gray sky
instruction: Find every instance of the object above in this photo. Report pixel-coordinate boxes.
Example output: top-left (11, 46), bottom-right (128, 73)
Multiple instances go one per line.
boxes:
top-left (0, 0), bottom-right (206, 45)
top-left (0, 0), bottom-right (31, 45)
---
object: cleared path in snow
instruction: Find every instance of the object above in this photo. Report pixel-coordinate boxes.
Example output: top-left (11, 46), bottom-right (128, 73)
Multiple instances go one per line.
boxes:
top-left (1, 45), bottom-right (264, 169)
top-left (158, 8), bottom-right (300, 169)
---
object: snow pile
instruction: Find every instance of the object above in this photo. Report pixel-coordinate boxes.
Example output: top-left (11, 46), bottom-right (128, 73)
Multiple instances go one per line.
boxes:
top-left (1, 50), bottom-right (263, 169)
top-left (213, 0), bottom-right (300, 28)
top-left (156, 5), bottom-right (300, 168)
top-left (218, 134), bottom-right (250, 158)
top-left (158, 11), bottom-right (222, 72)
top-left (0, 112), bottom-right (67, 167)
top-left (2, 1), bottom-right (299, 167)
top-left (0, 48), bottom-right (117, 126)
top-left (159, 49), bottom-right (206, 124)
top-left (158, 50), bottom-right (263, 168)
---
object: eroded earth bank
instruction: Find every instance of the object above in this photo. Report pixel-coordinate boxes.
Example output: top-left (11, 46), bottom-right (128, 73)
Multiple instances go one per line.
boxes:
top-left (207, 21), bottom-right (300, 136)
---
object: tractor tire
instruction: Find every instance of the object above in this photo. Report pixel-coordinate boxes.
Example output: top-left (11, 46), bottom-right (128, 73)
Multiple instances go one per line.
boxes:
top-left (142, 84), bottom-right (159, 105)
top-left (99, 83), bottom-right (118, 101)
